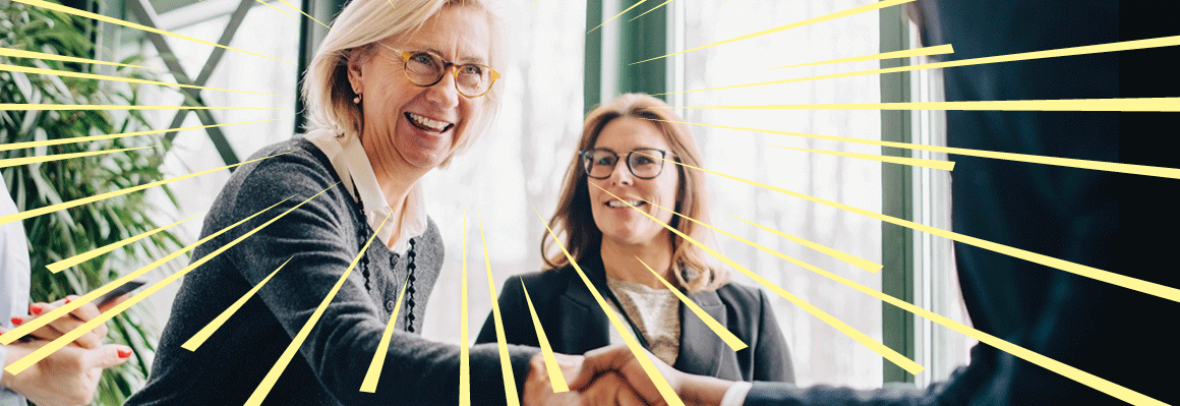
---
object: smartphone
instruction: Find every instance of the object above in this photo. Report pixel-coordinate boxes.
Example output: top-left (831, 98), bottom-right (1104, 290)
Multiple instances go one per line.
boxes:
top-left (94, 279), bottom-right (147, 309)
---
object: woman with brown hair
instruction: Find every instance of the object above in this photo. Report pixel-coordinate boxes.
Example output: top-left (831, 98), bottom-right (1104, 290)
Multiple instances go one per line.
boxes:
top-left (477, 93), bottom-right (795, 384)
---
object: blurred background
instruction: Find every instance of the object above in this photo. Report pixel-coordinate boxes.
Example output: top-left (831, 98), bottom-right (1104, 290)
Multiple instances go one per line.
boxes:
top-left (1, 0), bottom-right (975, 403)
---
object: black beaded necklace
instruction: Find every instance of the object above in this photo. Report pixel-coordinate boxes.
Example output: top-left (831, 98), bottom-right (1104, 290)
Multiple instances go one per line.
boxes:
top-left (354, 187), bottom-right (417, 333)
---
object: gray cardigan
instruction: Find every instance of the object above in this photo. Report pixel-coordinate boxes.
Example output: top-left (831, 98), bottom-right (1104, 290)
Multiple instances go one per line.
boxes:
top-left (125, 138), bottom-right (538, 406)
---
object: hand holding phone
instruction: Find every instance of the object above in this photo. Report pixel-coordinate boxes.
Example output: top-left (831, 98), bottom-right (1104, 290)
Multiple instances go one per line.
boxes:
top-left (13, 279), bottom-right (147, 349)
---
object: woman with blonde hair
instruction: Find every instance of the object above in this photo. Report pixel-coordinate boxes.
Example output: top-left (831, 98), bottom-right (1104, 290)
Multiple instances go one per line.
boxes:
top-left (478, 93), bottom-right (795, 384)
top-left (122, 1), bottom-right (621, 405)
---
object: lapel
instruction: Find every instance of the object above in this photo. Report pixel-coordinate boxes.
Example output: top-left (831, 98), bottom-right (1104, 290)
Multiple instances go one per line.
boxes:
top-left (672, 288), bottom-right (728, 377)
top-left (556, 255), bottom-right (612, 354)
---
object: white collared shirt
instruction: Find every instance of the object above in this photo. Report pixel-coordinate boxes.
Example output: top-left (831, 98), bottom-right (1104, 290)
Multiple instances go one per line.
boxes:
top-left (305, 130), bottom-right (427, 254)
top-left (1, 177), bottom-right (31, 404)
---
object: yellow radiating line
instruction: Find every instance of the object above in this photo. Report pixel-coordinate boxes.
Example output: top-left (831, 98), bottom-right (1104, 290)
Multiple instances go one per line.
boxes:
top-left (767, 44), bottom-right (955, 70)
top-left (0, 152), bottom-right (290, 227)
top-left (631, 0), bottom-right (913, 65)
top-left (0, 47), bottom-right (152, 69)
top-left (46, 214), bottom-right (201, 273)
top-left (4, 186), bottom-right (335, 373)
top-left (477, 214), bottom-right (520, 406)
top-left (675, 209), bottom-right (1166, 406)
top-left (0, 196), bottom-right (291, 345)
top-left (726, 214), bottom-right (881, 273)
top-left (0, 146), bottom-right (155, 169)
top-left (360, 280), bottom-right (409, 392)
top-left (533, 207), bottom-right (687, 406)
top-left (659, 98), bottom-right (1180, 112)
top-left (181, 257), bottom-right (295, 351)
top-left (11, 0), bottom-right (294, 64)
top-left (656, 157), bottom-right (1180, 304)
top-left (0, 64), bottom-right (286, 97)
top-left (244, 202), bottom-right (385, 406)
top-left (591, 186), bottom-right (924, 375)
top-left (588, 0), bottom-right (648, 33)
top-left (0, 104), bottom-right (273, 111)
top-left (460, 217), bottom-right (470, 406)
top-left (634, 257), bottom-right (747, 351)
top-left (628, 0), bottom-right (675, 22)
top-left (520, 279), bottom-right (569, 393)
top-left (661, 34), bottom-right (1180, 95)
top-left (532, 0), bottom-right (541, 8)
top-left (256, 0), bottom-right (296, 19)
top-left (658, 117), bottom-right (1180, 182)
top-left (0, 119), bottom-right (282, 152)
top-left (768, 145), bottom-right (955, 171)
top-left (277, 0), bottom-right (331, 29)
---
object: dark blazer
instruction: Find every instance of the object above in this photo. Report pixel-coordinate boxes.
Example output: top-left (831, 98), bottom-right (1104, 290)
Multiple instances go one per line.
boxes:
top-left (477, 253), bottom-right (795, 384)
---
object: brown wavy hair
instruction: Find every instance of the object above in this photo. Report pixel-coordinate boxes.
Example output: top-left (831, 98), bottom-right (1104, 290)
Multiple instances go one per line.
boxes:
top-left (540, 93), bottom-right (729, 292)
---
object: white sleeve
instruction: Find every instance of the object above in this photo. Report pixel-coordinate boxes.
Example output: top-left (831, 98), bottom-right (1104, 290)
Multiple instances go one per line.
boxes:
top-left (719, 381), bottom-right (753, 406)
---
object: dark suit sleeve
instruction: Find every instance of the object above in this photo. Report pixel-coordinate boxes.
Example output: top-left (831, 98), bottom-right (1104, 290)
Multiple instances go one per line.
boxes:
top-left (222, 157), bottom-right (538, 406)
top-left (476, 276), bottom-right (541, 348)
top-left (753, 289), bottom-right (795, 384)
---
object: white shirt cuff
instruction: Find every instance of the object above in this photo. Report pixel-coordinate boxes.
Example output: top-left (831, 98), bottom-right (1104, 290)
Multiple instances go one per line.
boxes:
top-left (719, 381), bottom-right (753, 406)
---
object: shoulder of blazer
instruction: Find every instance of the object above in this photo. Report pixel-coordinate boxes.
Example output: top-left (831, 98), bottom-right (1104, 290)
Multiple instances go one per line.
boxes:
top-left (509, 266), bottom-right (577, 305)
top-left (714, 281), bottom-right (764, 310)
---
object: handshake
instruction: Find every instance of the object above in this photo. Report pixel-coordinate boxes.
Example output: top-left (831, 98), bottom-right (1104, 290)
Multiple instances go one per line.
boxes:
top-left (522, 345), bottom-right (734, 406)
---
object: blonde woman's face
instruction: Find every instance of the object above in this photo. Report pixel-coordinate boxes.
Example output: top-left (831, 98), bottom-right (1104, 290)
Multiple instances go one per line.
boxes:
top-left (349, 6), bottom-right (491, 169)
top-left (587, 117), bottom-right (681, 247)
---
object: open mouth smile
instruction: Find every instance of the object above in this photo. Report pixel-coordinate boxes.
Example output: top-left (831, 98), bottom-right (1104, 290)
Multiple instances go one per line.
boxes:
top-left (405, 112), bottom-right (454, 133)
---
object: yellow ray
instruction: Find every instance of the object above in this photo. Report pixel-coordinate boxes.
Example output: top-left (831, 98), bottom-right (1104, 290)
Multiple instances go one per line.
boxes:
top-left (768, 145), bottom-right (955, 171)
top-left (767, 44), bottom-right (955, 70)
top-left (256, 0), bottom-right (296, 19)
top-left (477, 213), bottom-right (520, 406)
top-left (659, 98), bottom-right (1180, 112)
top-left (11, 0), bottom-right (294, 64)
top-left (0, 64), bottom-right (286, 97)
top-left (46, 214), bottom-right (201, 273)
top-left (0, 47), bottom-right (152, 69)
top-left (460, 217), bottom-right (471, 406)
top-left (634, 257), bottom-right (747, 351)
top-left (628, 0), bottom-right (675, 22)
top-left (0, 152), bottom-right (291, 227)
top-left (725, 214), bottom-right (881, 273)
top-left (654, 157), bottom-right (1180, 304)
top-left (0, 146), bottom-right (155, 169)
top-left (245, 209), bottom-right (386, 406)
top-left (592, 185), bottom-right (924, 375)
top-left (655, 118), bottom-right (1180, 181)
top-left (532, 0), bottom-right (541, 8)
top-left (0, 119), bottom-right (282, 152)
top-left (672, 208), bottom-right (1166, 406)
top-left (277, 0), bottom-right (331, 29)
top-left (520, 279), bottom-right (569, 393)
top-left (533, 207), bottom-right (688, 406)
top-left (0, 104), bottom-right (274, 111)
top-left (588, 0), bottom-right (648, 34)
top-left (360, 280), bottom-right (409, 392)
top-left (661, 34), bottom-right (1180, 95)
top-left (0, 196), bottom-right (292, 345)
top-left (182, 257), bottom-right (295, 351)
top-left (631, 0), bottom-right (914, 65)
top-left (4, 185), bottom-right (337, 373)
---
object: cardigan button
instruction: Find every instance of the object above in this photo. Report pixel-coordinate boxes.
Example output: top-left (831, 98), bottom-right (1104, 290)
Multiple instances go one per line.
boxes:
top-left (390, 255), bottom-right (399, 268)
top-left (385, 299), bottom-right (396, 312)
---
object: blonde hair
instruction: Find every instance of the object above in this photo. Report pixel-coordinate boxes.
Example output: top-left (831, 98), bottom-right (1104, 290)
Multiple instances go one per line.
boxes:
top-left (300, 0), bottom-right (508, 168)
top-left (541, 94), bottom-right (730, 292)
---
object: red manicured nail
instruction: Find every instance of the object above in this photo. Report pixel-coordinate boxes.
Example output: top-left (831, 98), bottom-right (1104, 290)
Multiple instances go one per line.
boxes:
top-left (64, 299), bottom-right (72, 304)
top-left (29, 304), bottom-right (43, 315)
top-left (10, 317), bottom-right (21, 326)
top-left (117, 348), bottom-right (132, 358)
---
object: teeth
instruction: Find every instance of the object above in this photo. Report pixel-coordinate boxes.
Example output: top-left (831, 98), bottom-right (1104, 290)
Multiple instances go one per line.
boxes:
top-left (607, 200), bottom-right (642, 208)
top-left (408, 112), bottom-right (451, 131)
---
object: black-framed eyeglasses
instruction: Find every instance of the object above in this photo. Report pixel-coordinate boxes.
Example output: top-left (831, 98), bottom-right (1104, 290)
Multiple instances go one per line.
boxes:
top-left (381, 44), bottom-right (501, 98)
top-left (580, 148), bottom-right (671, 180)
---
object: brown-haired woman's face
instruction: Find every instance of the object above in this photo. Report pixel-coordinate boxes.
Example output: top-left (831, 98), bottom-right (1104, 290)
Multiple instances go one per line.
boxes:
top-left (348, 5), bottom-right (490, 169)
top-left (587, 117), bottom-right (681, 247)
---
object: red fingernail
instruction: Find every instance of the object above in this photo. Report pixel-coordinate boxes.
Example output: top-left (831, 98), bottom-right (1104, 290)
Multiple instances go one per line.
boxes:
top-left (10, 317), bottom-right (21, 326)
top-left (29, 304), bottom-right (42, 315)
top-left (65, 299), bottom-right (72, 304)
top-left (117, 348), bottom-right (132, 358)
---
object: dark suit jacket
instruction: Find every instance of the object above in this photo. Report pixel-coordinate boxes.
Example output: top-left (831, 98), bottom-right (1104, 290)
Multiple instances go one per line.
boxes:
top-left (476, 253), bottom-right (795, 384)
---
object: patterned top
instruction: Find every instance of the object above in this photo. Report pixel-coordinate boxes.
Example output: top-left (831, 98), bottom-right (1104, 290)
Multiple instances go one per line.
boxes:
top-left (606, 277), bottom-right (681, 366)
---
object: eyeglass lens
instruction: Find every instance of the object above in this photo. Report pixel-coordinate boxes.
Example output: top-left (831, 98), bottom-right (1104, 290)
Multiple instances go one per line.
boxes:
top-left (404, 52), bottom-right (492, 97)
top-left (583, 149), bottom-right (666, 179)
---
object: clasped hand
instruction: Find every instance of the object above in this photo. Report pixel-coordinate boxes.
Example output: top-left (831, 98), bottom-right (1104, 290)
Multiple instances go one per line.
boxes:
top-left (522, 345), bottom-right (689, 406)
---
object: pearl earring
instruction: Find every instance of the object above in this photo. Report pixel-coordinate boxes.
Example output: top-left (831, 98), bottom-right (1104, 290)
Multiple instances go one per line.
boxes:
top-left (353, 93), bottom-right (362, 104)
